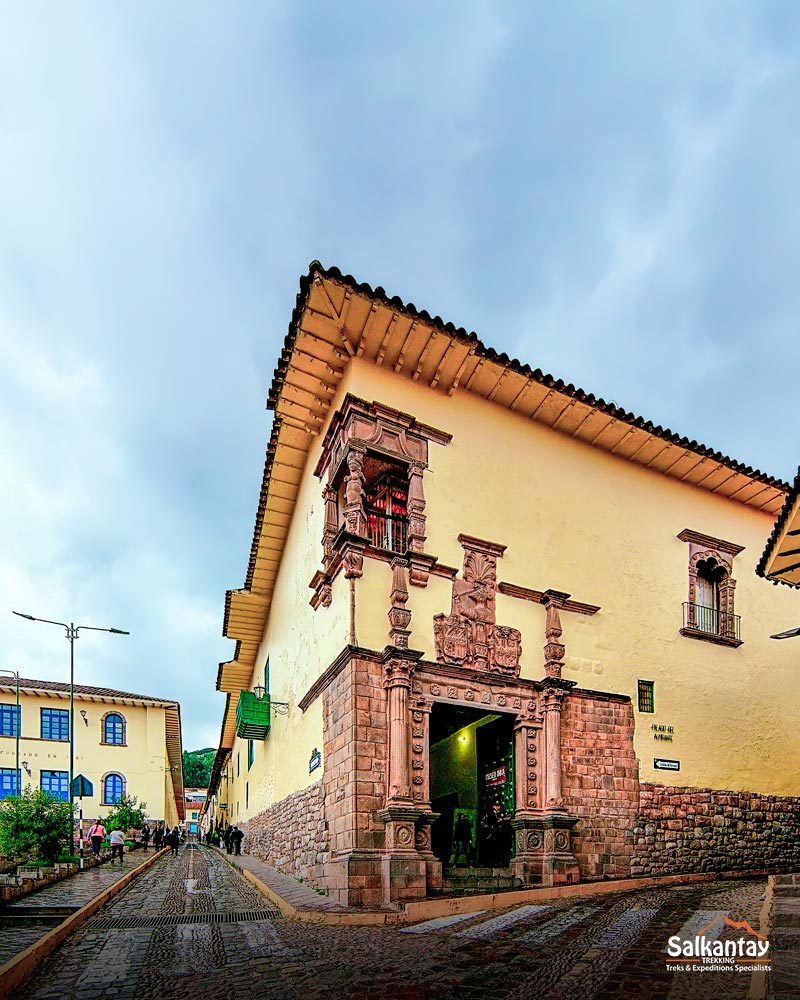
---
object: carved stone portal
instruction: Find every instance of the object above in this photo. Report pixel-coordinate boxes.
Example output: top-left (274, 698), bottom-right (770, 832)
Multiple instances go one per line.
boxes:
top-left (434, 537), bottom-right (522, 675)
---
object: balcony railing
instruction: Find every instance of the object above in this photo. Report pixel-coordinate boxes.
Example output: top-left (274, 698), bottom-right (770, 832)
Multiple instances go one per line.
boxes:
top-left (367, 513), bottom-right (408, 554)
top-left (682, 602), bottom-right (741, 642)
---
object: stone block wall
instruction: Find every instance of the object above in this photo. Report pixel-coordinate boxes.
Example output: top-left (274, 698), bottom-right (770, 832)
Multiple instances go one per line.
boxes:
top-left (321, 654), bottom-right (388, 859)
top-left (632, 783), bottom-right (800, 876)
top-left (561, 689), bottom-right (639, 880)
top-left (242, 779), bottom-right (328, 884)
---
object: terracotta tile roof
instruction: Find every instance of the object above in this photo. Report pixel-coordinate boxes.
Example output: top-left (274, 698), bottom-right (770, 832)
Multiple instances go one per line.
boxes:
top-left (2, 676), bottom-right (177, 705)
top-left (757, 467), bottom-right (800, 587)
top-left (217, 261), bottom-right (792, 750)
top-left (250, 262), bottom-right (788, 598)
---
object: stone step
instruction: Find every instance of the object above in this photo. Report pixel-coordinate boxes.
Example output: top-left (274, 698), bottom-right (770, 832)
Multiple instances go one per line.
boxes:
top-left (439, 867), bottom-right (524, 896)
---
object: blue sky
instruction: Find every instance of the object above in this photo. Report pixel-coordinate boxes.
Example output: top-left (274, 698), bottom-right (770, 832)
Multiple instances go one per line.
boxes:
top-left (3, 2), bottom-right (800, 750)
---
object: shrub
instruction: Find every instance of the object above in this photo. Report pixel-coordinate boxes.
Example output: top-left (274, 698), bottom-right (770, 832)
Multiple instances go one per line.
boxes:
top-left (103, 795), bottom-right (147, 833)
top-left (0, 787), bottom-right (75, 863)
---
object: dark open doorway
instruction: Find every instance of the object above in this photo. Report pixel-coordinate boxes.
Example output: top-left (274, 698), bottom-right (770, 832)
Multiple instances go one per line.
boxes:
top-left (429, 702), bottom-right (515, 869)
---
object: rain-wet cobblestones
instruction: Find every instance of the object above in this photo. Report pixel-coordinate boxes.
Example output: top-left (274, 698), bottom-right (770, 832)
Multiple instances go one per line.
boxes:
top-left (10, 848), bottom-right (767, 1000)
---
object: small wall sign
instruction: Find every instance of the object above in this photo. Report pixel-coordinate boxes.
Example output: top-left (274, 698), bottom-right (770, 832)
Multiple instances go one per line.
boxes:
top-left (485, 766), bottom-right (507, 787)
top-left (309, 748), bottom-right (322, 774)
top-left (654, 758), bottom-right (680, 771)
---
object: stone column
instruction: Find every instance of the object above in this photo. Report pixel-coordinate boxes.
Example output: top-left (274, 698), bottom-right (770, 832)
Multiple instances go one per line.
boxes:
top-left (378, 649), bottom-right (428, 905)
top-left (410, 697), bottom-right (442, 893)
top-left (511, 679), bottom-right (580, 888)
top-left (541, 685), bottom-right (568, 812)
top-left (514, 714), bottom-right (543, 816)
top-left (384, 658), bottom-right (413, 806)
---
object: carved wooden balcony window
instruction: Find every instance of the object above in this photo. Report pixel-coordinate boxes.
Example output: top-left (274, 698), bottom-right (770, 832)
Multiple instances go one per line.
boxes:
top-left (310, 395), bottom-right (451, 604)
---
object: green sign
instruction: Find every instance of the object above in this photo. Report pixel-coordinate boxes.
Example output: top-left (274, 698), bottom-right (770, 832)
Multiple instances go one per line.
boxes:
top-left (70, 774), bottom-right (94, 797)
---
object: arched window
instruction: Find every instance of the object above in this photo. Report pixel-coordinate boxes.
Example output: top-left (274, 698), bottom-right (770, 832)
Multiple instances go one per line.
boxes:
top-left (103, 773), bottom-right (125, 804)
top-left (694, 557), bottom-right (726, 634)
top-left (678, 528), bottom-right (744, 647)
top-left (102, 713), bottom-right (126, 746)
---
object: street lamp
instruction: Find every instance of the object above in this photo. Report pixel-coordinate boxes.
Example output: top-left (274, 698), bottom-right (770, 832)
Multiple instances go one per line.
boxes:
top-left (12, 612), bottom-right (129, 850)
top-left (0, 669), bottom-right (20, 798)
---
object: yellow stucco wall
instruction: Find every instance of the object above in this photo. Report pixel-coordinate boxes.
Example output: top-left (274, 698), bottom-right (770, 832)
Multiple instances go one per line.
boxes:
top-left (345, 358), bottom-right (800, 797)
top-left (0, 691), bottom-right (180, 824)
top-left (227, 372), bottom-right (357, 823)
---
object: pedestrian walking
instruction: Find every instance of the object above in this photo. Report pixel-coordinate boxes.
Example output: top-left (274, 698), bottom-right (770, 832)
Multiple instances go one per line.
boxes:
top-left (451, 813), bottom-right (473, 867)
top-left (231, 825), bottom-right (244, 856)
top-left (224, 826), bottom-right (233, 854)
top-left (166, 826), bottom-right (180, 856)
top-left (87, 819), bottom-right (107, 859)
top-left (109, 828), bottom-right (125, 863)
top-left (141, 825), bottom-right (151, 851)
top-left (152, 824), bottom-right (163, 849)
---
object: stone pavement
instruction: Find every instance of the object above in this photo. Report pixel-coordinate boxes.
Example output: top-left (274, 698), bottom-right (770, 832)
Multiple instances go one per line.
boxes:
top-left (0, 849), bottom-right (154, 966)
top-left (767, 873), bottom-right (800, 999)
top-left (216, 846), bottom-right (348, 913)
top-left (9, 845), bottom-right (769, 1000)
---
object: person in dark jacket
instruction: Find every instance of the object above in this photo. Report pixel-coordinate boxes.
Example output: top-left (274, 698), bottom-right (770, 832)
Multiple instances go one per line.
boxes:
top-left (165, 827), bottom-right (180, 856)
top-left (451, 813), bottom-right (472, 867)
top-left (230, 825), bottom-right (244, 856)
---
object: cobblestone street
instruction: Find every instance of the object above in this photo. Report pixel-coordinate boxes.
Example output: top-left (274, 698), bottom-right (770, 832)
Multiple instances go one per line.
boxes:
top-left (6, 846), bottom-right (773, 1000)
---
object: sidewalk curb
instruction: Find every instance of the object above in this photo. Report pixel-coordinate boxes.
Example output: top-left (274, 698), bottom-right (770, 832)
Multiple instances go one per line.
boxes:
top-left (0, 848), bottom-right (168, 1000)
top-left (230, 856), bottom-right (775, 927)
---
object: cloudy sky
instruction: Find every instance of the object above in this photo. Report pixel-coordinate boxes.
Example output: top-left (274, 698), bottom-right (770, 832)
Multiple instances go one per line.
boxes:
top-left (2, 2), bottom-right (799, 751)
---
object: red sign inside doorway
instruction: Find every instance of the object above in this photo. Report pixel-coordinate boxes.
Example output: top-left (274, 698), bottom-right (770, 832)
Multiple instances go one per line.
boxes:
top-left (485, 766), bottom-right (507, 787)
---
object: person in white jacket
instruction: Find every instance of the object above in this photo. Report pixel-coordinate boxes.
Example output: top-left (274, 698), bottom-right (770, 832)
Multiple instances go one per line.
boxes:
top-left (109, 828), bottom-right (125, 863)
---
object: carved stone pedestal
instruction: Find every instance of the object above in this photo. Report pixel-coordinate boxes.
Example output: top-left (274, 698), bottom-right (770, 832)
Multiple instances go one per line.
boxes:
top-left (377, 807), bottom-right (429, 907)
top-left (413, 812), bottom-right (442, 894)
top-left (510, 815), bottom-right (581, 887)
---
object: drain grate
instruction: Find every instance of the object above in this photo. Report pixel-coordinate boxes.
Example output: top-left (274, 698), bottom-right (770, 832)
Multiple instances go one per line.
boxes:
top-left (90, 908), bottom-right (282, 930)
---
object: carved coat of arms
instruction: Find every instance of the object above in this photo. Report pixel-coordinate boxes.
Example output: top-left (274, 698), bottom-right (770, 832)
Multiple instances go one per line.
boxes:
top-left (433, 544), bottom-right (522, 675)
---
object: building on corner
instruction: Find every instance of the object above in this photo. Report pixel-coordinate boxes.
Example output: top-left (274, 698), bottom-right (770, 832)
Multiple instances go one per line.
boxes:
top-left (0, 677), bottom-right (185, 830)
top-left (204, 263), bottom-right (800, 907)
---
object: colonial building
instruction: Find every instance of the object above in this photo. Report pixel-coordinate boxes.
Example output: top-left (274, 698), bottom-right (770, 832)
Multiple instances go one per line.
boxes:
top-left (0, 677), bottom-right (185, 828)
top-left (207, 263), bottom-right (800, 907)
top-left (184, 788), bottom-right (207, 836)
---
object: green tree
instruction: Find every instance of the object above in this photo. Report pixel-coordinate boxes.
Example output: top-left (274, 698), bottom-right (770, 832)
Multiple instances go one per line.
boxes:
top-left (103, 794), bottom-right (147, 834)
top-left (0, 787), bottom-right (75, 863)
top-left (182, 748), bottom-right (214, 787)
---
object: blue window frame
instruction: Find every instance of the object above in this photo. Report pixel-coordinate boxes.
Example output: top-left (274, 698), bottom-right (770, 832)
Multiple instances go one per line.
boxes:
top-left (41, 708), bottom-right (69, 741)
top-left (247, 739), bottom-right (254, 770)
top-left (103, 713), bottom-right (125, 745)
top-left (103, 773), bottom-right (124, 804)
top-left (0, 768), bottom-right (20, 798)
top-left (41, 770), bottom-right (68, 801)
top-left (0, 705), bottom-right (20, 738)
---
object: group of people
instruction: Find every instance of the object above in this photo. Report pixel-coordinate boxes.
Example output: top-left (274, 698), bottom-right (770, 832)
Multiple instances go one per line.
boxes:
top-left (449, 802), bottom-right (512, 868)
top-left (203, 824), bottom-right (244, 855)
top-left (85, 820), bottom-right (127, 862)
top-left (83, 821), bottom-right (185, 861)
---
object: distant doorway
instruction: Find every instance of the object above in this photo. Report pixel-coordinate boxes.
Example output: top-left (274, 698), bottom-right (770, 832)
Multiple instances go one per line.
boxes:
top-left (429, 703), bottom-right (515, 868)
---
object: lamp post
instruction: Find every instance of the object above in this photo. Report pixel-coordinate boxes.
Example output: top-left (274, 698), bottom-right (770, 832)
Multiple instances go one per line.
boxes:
top-left (0, 669), bottom-right (20, 797)
top-left (12, 612), bottom-right (129, 851)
